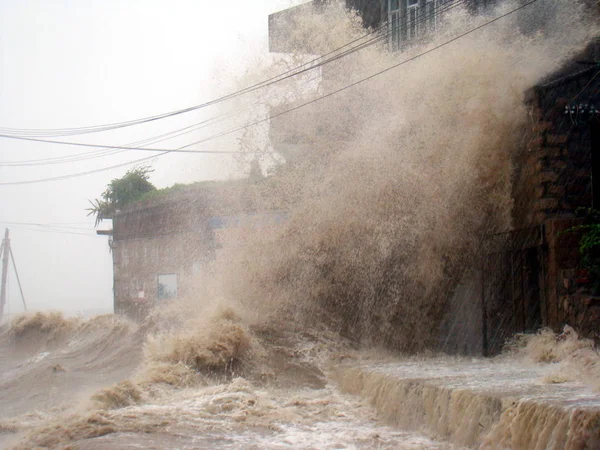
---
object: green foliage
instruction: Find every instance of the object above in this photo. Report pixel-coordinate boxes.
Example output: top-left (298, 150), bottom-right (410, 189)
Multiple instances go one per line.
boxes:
top-left (137, 179), bottom-right (247, 203)
top-left (138, 183), bottom-right (189, 202)
top-left (87, 166), bottom-right (156, 226)
top-left (565, 208), bottom-right (600, 260)
top-left (579, 224), bottom-right (600, 255)
top-left (564, 208), bottom-right (600, 294)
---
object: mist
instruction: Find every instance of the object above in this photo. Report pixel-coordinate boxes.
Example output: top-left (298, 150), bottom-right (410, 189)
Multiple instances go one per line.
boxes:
top-left (0, 0), bottom-right (304, 316)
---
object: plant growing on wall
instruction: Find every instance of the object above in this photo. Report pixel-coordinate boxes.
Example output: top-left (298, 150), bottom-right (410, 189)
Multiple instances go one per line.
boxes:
top-left (87, 165), bottom-right (156, 226)
top-left (565, 208), bottom-right (600, 294)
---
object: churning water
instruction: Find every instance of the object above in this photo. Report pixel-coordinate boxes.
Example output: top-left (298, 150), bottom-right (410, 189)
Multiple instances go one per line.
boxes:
top-left (2, 1), bottom-right (600, 448)
top-left (1, 309), bottom-right (599, 448)
top-left (0, 310), bottom-right (463, 449)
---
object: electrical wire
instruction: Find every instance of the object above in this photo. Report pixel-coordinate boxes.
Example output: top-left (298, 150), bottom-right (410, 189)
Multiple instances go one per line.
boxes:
top-left (0, 0), bottom-right (463, 139)
top-left (0, 0), bottom-right (534, 186)
top-left (0, 0), bottom-right (466, 177)
top-left (0, 103), bottom-right (256, 166)
top-left (0, 221), bottom-right (93, 231)
top-left (4, 224), bottom-right (95, 237)
top-left (0, 151), bottom-right (168, 185)
top-left (164, 0), bottom-right (540, 152)
top-left (572, 68), bottom-right (600, 102)
top-left (0, 0), bottom-right (467, 157)
top-left (0, 18), bottom-right (393, 137)
top-left (2, 220), bottom-right (93, 225)
top-left (0, 134), bottom-right (268, 155)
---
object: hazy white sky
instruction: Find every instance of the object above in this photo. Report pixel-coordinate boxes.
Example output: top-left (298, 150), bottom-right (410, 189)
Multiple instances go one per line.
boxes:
top-left (0, 0), bottom-right (303, 317)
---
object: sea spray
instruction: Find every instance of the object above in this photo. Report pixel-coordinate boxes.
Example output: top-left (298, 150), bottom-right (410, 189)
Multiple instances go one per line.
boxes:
top-left (221, 0), bottom-right (598, 351)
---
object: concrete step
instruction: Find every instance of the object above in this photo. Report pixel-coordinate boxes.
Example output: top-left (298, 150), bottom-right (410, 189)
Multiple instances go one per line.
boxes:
top-left (333, 358), bottom-right (600, 449)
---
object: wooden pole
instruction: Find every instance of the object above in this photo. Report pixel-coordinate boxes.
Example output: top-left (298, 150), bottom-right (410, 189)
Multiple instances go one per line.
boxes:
top-left (9, 247), bottom-right (27, 312)
top-left (0, 229), bottom-right (10, 323)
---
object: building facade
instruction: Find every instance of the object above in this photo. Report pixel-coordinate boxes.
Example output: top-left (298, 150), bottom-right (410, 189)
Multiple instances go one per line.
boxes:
top-left (269, 0), bottom-right (500, 54)
top-left (108, 181), bottom-right (285, 319)
top-left (507, 40), bottom-right (600, 346)
top-left (436, 41), bottom-right (600, 355)
top-left (267, 0), bottom-right (499, 162)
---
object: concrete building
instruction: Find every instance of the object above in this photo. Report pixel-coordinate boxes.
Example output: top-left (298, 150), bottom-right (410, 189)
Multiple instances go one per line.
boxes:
top-left (267, 0), bottom-right (496, 162)
top-left (108, 180), bottom-right (285, 319)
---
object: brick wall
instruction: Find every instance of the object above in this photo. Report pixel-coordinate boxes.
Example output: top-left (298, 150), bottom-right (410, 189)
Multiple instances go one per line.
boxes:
top-left (515, 75), bottom-right (598, 227)
top-left (510, 39), bottom-right (600, 343)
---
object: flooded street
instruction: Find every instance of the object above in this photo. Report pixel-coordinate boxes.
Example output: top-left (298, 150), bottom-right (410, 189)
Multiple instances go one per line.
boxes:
top-left (1, 313), bottom-right (598, 449)
top-left (0, 313), bottom-right (464, 449)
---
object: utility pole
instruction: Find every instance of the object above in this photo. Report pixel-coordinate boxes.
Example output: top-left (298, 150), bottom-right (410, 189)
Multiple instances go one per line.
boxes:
top-left (9, 247), bottom-right (27, 313)
top-left (0, 229), bottom-right (10, 323)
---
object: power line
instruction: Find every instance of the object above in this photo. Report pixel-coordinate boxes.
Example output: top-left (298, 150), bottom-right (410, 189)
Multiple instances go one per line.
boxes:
top-left (0, 0), bottom-right (465, 175)
top-left (0, 105), bottom-right (254, 166)
top-left (163, 0), bottom-right (540, 153)
top-left (0, 220), bottom-right (92, 225)
top-left (0, 15), bottom-right (392, 137)
top-left (0, 149), bottom-right (123, 167)
top-left (0, 221), bottom-right (93, 231)
top-left (0, 0), bottom-right (466, 158)
top-left (0, 0), bottom-right (536, 186)
top-left (0, 134), bottom-right (271, 155)
top-left (0, 151), bottom-right (167, 185)
top-left (572, 68), bottom-right (600, 102)
top-left (5, 224), bottom-right (95, 237)
top-left (0, 0), bottom-right (460, 139)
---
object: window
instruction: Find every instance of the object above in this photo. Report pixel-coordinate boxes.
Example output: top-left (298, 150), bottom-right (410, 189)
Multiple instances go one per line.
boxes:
top-left (407, 0), bottom-right (419, 40)
top-left (426, 0), bottom-right (437, 32)
top-left (390, 9), bottom-right (401, 50)
top-left (157, 274), bottom-right (178, 301)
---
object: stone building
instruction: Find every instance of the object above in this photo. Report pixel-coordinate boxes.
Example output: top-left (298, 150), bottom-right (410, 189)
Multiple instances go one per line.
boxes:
top-left (441, 39), bottom-right (600, 355)
top-left (508, 40), bottom-right (600, 346)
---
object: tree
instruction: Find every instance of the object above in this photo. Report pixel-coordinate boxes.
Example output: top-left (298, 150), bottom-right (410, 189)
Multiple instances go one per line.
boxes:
top-left (87, 166), bottom-right (156, 226)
